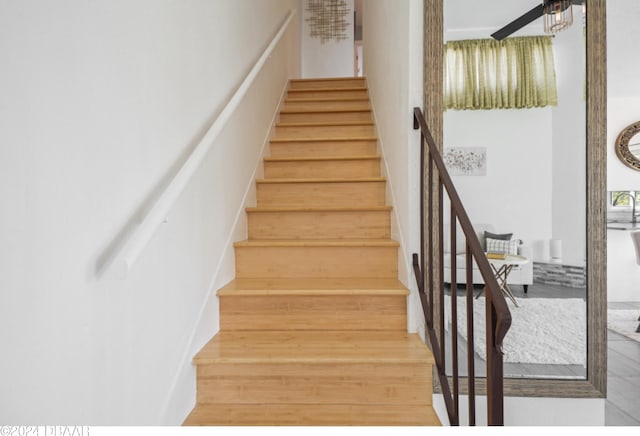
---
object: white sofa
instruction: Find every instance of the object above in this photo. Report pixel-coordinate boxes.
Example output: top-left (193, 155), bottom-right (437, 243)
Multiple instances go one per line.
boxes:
top-left (443, 223), bottom-right (533, 293)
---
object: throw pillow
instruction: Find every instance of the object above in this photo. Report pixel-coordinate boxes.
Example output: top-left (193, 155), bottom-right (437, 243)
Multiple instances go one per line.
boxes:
top-left (486, 237), bottom-right (518, 255)
top-left (484, 231), bottom-right (513, 241)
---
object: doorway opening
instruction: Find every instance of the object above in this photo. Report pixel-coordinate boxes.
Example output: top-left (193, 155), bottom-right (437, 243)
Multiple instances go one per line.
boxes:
top-left (354, 0), bottom-right (363, 76)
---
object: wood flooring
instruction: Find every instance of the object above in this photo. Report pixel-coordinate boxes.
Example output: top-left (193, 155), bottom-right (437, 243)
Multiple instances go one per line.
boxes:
top-left (606, 302), bottom-right (640, 426)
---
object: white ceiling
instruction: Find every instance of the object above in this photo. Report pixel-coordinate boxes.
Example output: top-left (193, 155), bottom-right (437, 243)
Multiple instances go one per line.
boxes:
top-left (445, 0), bottom-right (547, 35)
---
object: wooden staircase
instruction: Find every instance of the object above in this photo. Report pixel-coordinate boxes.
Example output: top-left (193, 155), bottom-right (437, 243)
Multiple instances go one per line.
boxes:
top-left (183, 77), bottom-right (439, 426)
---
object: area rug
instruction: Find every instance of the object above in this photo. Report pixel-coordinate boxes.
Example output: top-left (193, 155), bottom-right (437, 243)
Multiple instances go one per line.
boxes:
top-left (608, 309), bottom-right (640, 342)
top-left (445, 296), bottom-right (586, 365)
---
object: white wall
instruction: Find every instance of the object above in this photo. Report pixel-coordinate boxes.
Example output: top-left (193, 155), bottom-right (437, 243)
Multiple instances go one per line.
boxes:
top-left (607, 98), bottom-right (640, 190)
top-left (608, 0), bottom-right (640, 99)
top-left (362, 0), bottom-right (422, 333)
top-left (444, 108), bottom-right (554, 261)
top-left (0, 0), bottom-right (300, 425)
top-left (551, 21), bottom-right (587, 267)
top-left (301, 0), bottom-right (355, 78)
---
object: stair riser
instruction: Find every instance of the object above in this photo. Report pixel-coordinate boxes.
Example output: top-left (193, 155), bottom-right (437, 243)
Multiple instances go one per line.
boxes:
top-left (279, 111), bottom-right (372, 123)
top-left (274, 124), bottom-right (375, 139)
top-left (220, 295), bottom-right (406, 330)
top-left (264, 159), bottom-right (380, 179)
top-left (247, 210), bottom-right (390, 239)
top-left (257, 181), bottom-right (386, 207)
top-left (198, 362), bottom-right (430, 378)
top-left (289, 79), bottom-right (366, 90)
top-left (235, 246), bottom-right (398, 278)
top-left (287, 89), bottom-right (368, 99)
top-left (270, 140), bottom-right (377, 158)
top-left (283, 100), bottom-right (370, 111)
top-left (196, 365), bottom-right (431, 405)
top-left (184, 404), bottom-right (439, 426)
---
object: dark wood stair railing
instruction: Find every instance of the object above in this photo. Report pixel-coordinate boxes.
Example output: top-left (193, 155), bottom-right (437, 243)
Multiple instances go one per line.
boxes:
top-left (412, 107), bottom-right (512, 426)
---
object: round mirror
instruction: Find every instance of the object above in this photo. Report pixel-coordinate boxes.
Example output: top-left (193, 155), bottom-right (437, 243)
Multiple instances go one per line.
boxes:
top-left (615, 121), bottom-right (640, 171)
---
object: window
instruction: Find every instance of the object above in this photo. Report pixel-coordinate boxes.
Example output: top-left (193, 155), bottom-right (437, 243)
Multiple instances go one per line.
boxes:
top-left (610, 191), bottom-right (640, 207)
top-left (444, 36), bottom-right (558, 110)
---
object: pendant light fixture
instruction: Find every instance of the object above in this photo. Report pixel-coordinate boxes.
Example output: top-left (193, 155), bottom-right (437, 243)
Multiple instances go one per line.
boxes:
top-left (543, 0), bottom-right (574, 34)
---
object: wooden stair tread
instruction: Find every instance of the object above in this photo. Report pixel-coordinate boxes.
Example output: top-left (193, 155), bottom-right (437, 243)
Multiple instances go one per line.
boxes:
top-left (234, 238), bottom-right (399, 248)
top-left (193, 331), bottom-right (435, 365)
top-left (184, 404), bottom-right (441, 426)
top-left (256, 177), bottom-right (385, 184)
top-left (276, 120), bottom-right (374, 127)
top-left (264, 155), bottom-right (380, 163)
top-left (218, 278), bottom-right (408, 296)
top-left (271, 136), bottom-right (377, 143)
top-left (246, 205), bottom-right (391, 212)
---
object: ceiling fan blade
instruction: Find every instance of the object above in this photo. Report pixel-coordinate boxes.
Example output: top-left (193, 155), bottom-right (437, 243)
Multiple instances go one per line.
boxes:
top-left (491, 4), bottom-right (545, 40)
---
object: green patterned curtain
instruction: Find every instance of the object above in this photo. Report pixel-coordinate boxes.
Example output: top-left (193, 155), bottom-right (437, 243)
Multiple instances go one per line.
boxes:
top-left (444, 36), bottom-right (558, 110)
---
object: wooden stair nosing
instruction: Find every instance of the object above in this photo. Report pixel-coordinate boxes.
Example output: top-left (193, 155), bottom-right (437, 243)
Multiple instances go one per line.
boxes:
top-left (218, 289), bottom-right (409, 297)
top-left (285, 97), bottom-right (370, 103)
top-left (279, 108), bottom-right (372, 114)
top-left (263, 155), bottom-right (380, 163)
top-left (195, 355), bottom-right (431, 366)
top-left (256, 177), bottom-right (385, 184)
top-left (290, 77), bottom-right (366, 84)
top-left (217, 278), bottom-right (409, 296)
top-left (276, 120), bottom-right (374, 128)
top-left (288, 86), bottom-right (367, 93)
top-left (245, 206), bottom-right (391, 213)
top-left (291, 77), bottom-right (366, 81)
top-left (270, 136), bottom-right (377, 143)
top-left (233, 238), bottom-right (400, 248)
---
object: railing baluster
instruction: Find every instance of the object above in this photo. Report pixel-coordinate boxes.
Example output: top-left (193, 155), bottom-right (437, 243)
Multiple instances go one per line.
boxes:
top-left (466, 246), bottom-right (476, 426)
top-left (428, 155), bottom-right (434, 328)
top-left (438, 178), bottom-right (445, 371)
top-left (412, 107), bottom-right (510, 427)
top-left (450, 211), bottom-right (459, 423)
top-left (420, 130), bottom-right (426, 322)
top-left (486, 295), bottom-right (505, 425)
